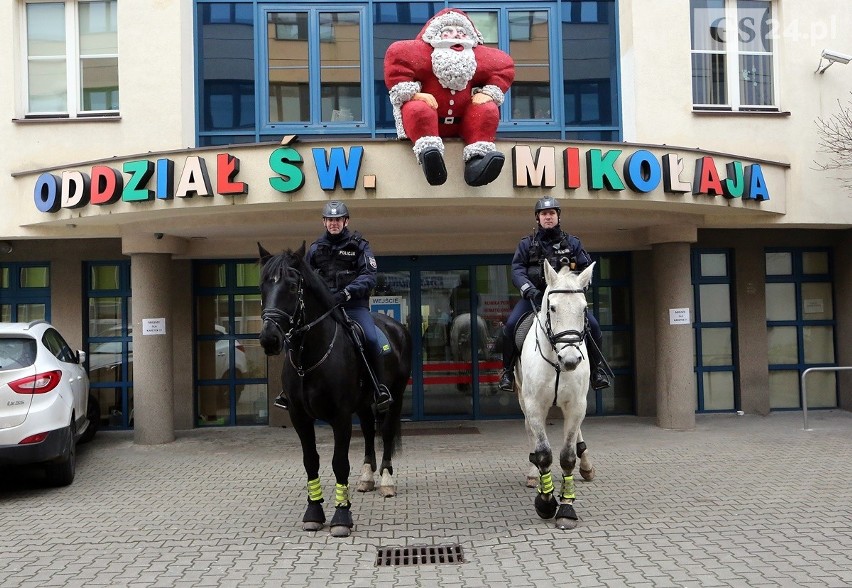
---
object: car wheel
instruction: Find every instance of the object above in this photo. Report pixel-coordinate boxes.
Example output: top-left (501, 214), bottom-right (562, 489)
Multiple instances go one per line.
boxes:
top-left (44, 422), bottom-right (76, 487)
top-left (79, 395), bottom-right (100, 444)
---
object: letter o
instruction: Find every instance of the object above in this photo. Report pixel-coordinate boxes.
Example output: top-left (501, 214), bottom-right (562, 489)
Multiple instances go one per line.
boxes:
top-left (623, 150), bottom-right (662, 193)
top-left (34, 173), bottom-right (62, 213)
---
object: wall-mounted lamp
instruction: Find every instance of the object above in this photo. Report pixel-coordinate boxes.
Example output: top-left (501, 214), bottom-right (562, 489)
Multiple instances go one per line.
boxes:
top-left (0, 241), bottom-right (13, 254)
top-left (816, 49), bottom-right (852, 74)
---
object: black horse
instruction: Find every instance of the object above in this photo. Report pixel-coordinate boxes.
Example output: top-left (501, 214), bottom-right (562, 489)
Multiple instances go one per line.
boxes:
top-left (257, 243), bottom-right (412, 537)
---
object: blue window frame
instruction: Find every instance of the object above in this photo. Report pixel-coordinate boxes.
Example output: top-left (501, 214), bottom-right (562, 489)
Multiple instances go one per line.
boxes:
top-left (691, 249), bottom-right (738, 412)
top-left (0, 263), bottom-right (51, 322)
top-left (85, 261), bottom-right (133, 430)
top-left (195, 1), bottom-right (621, 145)
top-left (765, 248), bottom-right (837, 410)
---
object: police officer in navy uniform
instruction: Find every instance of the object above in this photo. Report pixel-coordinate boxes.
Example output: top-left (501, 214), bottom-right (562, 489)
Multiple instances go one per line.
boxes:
top-left (497, 197), bottom-right (610, 392)
top-left (273, 200), bottom-right (392, 412)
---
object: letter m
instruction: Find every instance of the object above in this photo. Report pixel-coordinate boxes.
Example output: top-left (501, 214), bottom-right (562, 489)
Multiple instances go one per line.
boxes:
top-left (512, 146), bottom-right (556, 187)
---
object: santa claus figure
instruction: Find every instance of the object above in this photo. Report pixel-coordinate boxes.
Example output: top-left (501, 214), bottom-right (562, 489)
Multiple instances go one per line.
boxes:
top-left (384, 9), bottom-right (515, 187)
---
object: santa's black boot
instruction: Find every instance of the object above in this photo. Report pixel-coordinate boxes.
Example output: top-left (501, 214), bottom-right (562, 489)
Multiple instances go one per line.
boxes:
top-left (418, 147), bottom-right (448, 186)
top-left (464, 151), bottom-right (505, 186)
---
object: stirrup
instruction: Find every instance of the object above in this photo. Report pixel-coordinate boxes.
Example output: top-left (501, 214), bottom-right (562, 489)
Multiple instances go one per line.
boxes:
top-left (498, 371), bottom-right (514, 392)
top-left (374, 385), bottom-right (392, 413)
top-left (273, 393), bottom-right (289, 410)
top-left (591, 368), bottom-right (610, 391)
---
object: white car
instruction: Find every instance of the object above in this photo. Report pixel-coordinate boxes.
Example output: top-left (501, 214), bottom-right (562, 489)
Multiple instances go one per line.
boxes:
top-left (0, 321), bottom-right (93, 486)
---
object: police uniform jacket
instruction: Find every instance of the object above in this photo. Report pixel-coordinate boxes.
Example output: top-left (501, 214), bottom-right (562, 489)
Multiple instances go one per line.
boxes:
top-left (307, 228), bottom-right (377, 309)
top-left (511, 226), bottom-right (592, 299)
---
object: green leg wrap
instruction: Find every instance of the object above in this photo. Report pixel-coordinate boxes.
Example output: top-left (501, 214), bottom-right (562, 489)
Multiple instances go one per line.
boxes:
top-left (307, 478), bottom-right (323, 502)
top-left (538, 470), bottom-right (555, 495)
top-left (561, 474), bottom-right (575, 501)
top-left (335, 483), bottom-right (350, 508)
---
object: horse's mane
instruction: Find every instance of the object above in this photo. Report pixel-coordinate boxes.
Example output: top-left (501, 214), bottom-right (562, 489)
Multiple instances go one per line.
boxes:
top-left (261, 248), bottom-right (339, 311)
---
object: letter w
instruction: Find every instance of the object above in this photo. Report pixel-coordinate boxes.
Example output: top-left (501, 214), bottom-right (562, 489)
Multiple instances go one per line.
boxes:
top-left (312, 146), bottom-right (363, 191)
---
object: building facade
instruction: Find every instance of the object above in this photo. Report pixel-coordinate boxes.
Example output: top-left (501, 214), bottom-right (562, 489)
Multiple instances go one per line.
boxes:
top-left (2, 0), bottom-right (850, 443)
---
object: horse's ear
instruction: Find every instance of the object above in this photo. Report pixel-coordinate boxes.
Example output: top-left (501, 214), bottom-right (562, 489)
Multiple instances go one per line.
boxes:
top-left (258, 242), bottom-right (272, 264)
top-left (578, 261), bottom-right (596, 289)
top-left (295, 241), bottom-right (307, 259)
top-left (543, 258), bottom-right (558, 286)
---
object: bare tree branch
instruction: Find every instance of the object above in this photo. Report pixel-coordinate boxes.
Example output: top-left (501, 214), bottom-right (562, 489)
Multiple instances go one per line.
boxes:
top-left (814, 93), bottom-right (852, 188)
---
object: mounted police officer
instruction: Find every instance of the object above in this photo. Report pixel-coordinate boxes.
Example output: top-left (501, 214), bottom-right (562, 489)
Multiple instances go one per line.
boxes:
top-left (273, 200), bottom-right (392, 412)
top-left (497, 197), bottom-right (610, 392)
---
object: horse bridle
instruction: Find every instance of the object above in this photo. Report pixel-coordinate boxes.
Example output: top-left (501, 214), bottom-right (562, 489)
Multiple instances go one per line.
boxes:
top-left (534, 285), bottom-right (589, 404)
top-left (261, 266), bottom-right (339, 376)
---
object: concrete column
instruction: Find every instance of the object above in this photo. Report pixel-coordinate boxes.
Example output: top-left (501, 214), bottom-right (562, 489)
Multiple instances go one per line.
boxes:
top-left (734, 243), bottom-right (770, 415)
top-left (129, 253), bottom-right (175, 445)
top-left (123, 232), bottom-right (188, 445)
top-left (650, 233), bottom-right (696, 430)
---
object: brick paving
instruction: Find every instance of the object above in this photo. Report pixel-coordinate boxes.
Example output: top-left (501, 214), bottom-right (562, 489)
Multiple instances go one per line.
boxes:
top-left (1, 410), bottom-right (851, 587)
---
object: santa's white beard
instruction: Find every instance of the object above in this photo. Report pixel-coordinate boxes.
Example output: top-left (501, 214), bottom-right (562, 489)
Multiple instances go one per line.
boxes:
top-left (430, 46), bottom-right (477, 91)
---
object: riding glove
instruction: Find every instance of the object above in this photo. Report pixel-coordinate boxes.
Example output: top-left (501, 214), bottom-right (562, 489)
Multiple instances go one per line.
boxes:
top-left (333, 290), bottom-right (350, 306)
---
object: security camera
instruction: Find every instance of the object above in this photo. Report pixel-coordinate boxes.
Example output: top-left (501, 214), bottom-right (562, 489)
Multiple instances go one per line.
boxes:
top-left (155, 232), bottom-right (164, 240)
top-left (822, 49), bottom-right (852, 64)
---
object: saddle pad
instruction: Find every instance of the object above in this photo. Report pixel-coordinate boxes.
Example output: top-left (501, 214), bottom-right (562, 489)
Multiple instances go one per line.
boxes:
top-left (514, 312), bottom-right (534, 350)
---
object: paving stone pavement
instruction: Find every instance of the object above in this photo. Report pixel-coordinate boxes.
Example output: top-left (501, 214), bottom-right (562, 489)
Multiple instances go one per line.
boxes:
top-left (1, 410), bottom-right (851, 587)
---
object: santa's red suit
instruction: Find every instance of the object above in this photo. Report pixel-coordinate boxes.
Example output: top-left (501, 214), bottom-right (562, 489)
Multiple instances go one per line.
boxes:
top-left (384, 9), bottom-right (515, 186)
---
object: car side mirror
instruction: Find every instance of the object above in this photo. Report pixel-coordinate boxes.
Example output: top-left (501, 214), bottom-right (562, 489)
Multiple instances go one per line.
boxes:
top-left (77, 350), bottom-right (87, 365)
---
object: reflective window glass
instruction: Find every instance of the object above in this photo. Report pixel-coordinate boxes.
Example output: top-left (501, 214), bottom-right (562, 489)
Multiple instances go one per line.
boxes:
top-left (768, 370), bottom-right (799, 409)
top-left (767, 326), bottom-right (797, 364)
top-left (703, 371), bottom-right (734, 410)
top-left (801, 283), bottom-right (833, 320)
top-left (765, 283), bottom-right (795, 321)
top-left (802, 251), bottom-right (829, 274)
top-left (803, 326), bottom-right (835, 364)
top-left (699, 284), bottom-right (731, 322)
top-left (699, 253), bottom-right (727, 277)
top-left (765, 251), bottom-right (791, 275)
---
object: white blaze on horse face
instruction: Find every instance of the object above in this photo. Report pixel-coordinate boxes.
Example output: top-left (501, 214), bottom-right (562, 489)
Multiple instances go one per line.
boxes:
top-left (542, 260), bottom-right (591, 371)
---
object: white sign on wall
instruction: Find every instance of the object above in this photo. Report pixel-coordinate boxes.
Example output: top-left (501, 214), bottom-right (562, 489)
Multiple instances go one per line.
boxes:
top-left (142, 318), bottom-right (167, 335)
top-left (669, 308), bottom-right (691, 325)
top-left (803, 298), bottom-right (824, 314)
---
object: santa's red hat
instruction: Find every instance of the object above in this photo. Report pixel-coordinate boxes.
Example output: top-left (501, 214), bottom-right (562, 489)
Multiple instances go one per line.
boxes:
top-left (417, 8), bottom-right (484, 45)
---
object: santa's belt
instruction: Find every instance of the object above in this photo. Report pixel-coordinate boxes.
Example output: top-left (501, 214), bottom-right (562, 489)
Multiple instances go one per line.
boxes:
top-left (439, 116), bottom-right (461, 125)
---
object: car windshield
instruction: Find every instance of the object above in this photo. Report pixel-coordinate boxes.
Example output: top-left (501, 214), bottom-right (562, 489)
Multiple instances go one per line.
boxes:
top-left (0, 337), bottom-right (37, 370)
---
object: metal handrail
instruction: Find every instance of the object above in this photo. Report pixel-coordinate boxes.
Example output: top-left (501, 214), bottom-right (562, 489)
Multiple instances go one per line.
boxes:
top-left (801, 366), bottom-right (852, 430)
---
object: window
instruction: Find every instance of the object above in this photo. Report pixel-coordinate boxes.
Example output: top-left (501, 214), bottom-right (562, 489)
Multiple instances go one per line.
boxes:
top-left (23, 0), bottom-right (119, 117)
top-left (196, 1), bottom-right (621, 144)
top-left (690, 0), bottom-right (776, 110)
top-left (765, 249), bottom-right (837, 410)
top-left (86, 261), bottom-right (132, 430)
top-left (0, 263), bottom-right (50, 322)
top-left (194, 260), bottom-right (267, 426)
top-left (692, 250), bottom-right (737, 412)
top-left (264, 7), bottom-right (365, 129)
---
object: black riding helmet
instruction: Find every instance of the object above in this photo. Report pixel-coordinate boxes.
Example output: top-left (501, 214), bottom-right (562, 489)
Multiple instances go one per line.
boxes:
top-left (534, 197), bottom-right (560, 216)
top-left (323, 200), bottom-right (350, 219)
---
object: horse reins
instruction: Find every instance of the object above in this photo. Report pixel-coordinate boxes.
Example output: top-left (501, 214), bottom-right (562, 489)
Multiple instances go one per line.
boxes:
top-left (533, 286), bottom-right (589, 406)
top-left (261, 266), bottom-right (341, 376)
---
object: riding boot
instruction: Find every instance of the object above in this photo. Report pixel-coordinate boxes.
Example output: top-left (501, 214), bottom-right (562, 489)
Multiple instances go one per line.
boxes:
top-left (586, 336), bottom-right (611, 391)
top-left (367, 345), bottom-right (392, 413)
top-left (498, 329), bottom-right (517, 392)
top-left (273, 390), bottom-right (289, 410)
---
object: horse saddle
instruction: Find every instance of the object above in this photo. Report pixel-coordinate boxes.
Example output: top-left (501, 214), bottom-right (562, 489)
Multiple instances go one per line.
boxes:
top-left (513, 312), bottom-right (535, 351)
top-left (349, 320), bottom-right (392, 355)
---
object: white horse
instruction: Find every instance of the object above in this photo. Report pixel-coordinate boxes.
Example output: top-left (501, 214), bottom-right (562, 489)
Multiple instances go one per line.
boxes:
top-left (516, 260), bottom-right (596, 530)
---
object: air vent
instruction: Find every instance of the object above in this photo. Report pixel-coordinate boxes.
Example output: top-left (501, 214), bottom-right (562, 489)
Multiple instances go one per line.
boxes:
top-left (376, 544), bottom-right (465, 566)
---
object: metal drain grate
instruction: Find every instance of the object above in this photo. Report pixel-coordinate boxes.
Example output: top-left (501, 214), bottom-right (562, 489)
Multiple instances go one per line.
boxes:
top-left (376, 544), bottom-right (465, 566)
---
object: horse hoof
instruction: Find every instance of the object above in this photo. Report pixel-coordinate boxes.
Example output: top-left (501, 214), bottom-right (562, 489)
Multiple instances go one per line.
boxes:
top-left (356, 481), bottom-right (375, 492)
top-left (329, 505), bottom-right (353, 537)
top-left (534, 493), bottom-right (558, 519)
top-left (556, 517), bottom-right (578, 530)
top-left (555, 503), bottom-right (578, 529)
top-left (580, 467), bottom-right (596, 481)
top-left (379, 485), bottom-right (396, 498)
top-left (302, 521), bottom-right (323, 531)
top-left (526, 476), bottom-right (538, 488)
